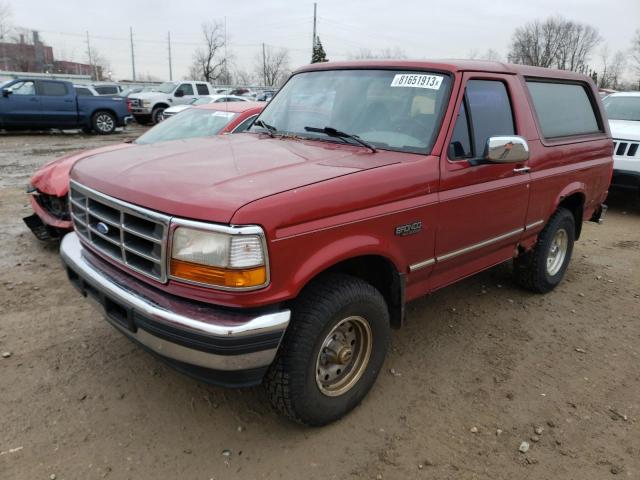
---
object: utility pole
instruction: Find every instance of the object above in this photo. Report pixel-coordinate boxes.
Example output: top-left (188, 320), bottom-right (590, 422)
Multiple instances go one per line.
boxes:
top-left (262, 43), bottom-right (267, 87)
top-left (311, 2), bottom-right (317, 62)
top-left (85, 31), bottom-right (97, 80)
top-left (130, 27), bottom-right (136, 81)
top-left (167, 31), bottom-right (173, 81)
top-left (223, 16), bottom-right (228, 85)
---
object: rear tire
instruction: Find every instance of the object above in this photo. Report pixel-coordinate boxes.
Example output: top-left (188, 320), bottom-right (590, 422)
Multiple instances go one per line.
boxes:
top-left (264, 274), bottom-right (390, 426)
top-left (513, 208), bottom-right (575, 293)
top-left (92, 111), bottom-right (116, 134)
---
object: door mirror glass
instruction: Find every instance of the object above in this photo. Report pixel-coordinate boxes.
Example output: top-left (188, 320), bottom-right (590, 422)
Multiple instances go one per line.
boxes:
top-left (174, 89), bottom-right (184, 97)
top-left (484, 136), bottom-right (529, 163)
top-left (2, 88), bottom-right (11, 97)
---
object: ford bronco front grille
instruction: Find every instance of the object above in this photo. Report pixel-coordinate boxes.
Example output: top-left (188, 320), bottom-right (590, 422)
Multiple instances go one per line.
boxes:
top-left (69, 181), bottom-right (170, 282)
top-left (613, 139), bottom-right (639, 158)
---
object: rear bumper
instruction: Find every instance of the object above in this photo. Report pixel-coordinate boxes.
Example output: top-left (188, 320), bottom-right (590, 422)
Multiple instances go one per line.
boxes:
top-left (611, 169), bottom-right (640, 189)
top-left (60, 232), bottom-right (290, 387)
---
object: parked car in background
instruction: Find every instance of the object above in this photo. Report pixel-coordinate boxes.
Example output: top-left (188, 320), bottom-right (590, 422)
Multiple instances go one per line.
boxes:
top-left (129, 81), bottom-right (214, 124)
top-left (603, 92), bottom-right (640, 193)
top-left (0, 78), bottom-right (131, 134)
top-left (162, 95), bottom-right (251, 119)
top-left (256, 89), bottom-right (276, 102)
top-left (59, 60), bottom-right (611, 425)
top-left (23, 102), bottom-right (263, 240)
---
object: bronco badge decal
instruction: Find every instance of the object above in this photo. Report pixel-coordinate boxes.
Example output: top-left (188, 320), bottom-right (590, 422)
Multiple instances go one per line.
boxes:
top-left (395, 221), bottom-right (422, 237)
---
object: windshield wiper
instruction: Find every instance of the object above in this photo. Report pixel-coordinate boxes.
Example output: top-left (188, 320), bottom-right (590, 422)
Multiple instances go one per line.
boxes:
top-left (253, 119), bottom-right (277, 138)
top-left (304, 126), bottom-right (377, 153)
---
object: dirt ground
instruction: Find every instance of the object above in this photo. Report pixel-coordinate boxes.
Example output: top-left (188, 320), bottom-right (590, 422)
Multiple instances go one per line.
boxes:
top-left (1, 128), bottom-right (639, 480)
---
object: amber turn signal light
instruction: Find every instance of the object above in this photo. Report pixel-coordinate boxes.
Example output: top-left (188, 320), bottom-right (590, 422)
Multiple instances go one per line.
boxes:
top-left (170, 259), bottom-right (267, 288)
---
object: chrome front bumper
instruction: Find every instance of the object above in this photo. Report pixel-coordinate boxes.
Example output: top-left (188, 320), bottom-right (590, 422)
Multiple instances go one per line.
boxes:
top-left (60, 233), bottom-right (290, 384)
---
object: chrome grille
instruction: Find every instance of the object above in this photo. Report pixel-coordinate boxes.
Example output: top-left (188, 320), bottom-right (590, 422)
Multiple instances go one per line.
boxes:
top-left (69, 181), bottom-right (170, 282)
top-left (613, 139), bottom-right (639, 158)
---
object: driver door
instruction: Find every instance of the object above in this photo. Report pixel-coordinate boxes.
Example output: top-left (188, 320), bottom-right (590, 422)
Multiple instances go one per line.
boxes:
top-left (431, 73), bottom-right (531, 287)
top-left (174, 83), bottom-right (197, 105)
top-left (1, 80), bottom-right (42, 126)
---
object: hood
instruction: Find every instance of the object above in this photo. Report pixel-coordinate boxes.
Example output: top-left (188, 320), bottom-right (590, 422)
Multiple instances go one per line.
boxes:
top-left (31, 143), bottom-right (134, 197)
top-left (71, 134), bottom-right (400, 223)
top-left (129, 91), bottom-right (169, 101)
top-left (164, 104), bottom-right (191, 113)
top-left (608, 119), bottom-right (640, 142)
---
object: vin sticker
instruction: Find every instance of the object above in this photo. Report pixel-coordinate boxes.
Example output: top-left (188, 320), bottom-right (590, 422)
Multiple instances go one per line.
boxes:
top-left (390, 74), bottom-right (443, 90)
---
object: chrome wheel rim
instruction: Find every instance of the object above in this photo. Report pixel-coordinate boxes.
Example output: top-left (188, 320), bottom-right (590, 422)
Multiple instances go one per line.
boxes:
top-left (154, 110), bottom-right (165, 123)
top-left (96, 114), bottom-right (114, 132)
top-left (315, 316), bottom-right (372, 397)
top-left (547, 228), bottom-right (568, 276)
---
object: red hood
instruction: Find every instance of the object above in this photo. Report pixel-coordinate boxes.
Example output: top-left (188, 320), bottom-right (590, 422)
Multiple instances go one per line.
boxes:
top-left (31, 143), bottom-right (134, 197)
top-left (71, 134), bottom-right (399, 223)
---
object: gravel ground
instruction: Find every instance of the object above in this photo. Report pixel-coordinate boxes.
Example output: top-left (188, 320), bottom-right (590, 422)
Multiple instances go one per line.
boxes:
top-left (1, 129), bottom-right (639, 480)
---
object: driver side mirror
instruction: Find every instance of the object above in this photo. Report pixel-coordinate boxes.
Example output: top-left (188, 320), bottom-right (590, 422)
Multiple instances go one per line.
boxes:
top-left (483, 136), bottom-right (529, 163)
top-left (174, 90), bottom-right (184, 98)
top-left (2, 88), bottom-right (12, 97)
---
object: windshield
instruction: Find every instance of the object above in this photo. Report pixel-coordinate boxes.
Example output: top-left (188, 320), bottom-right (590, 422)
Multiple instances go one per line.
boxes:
top-left (153, 82), bottom-right (177, 94)
top-left (252, 69), bottom-right (451, 153)
top-left (604, 96), bottom-right (640, 121)
top-left (134, 108), bottom-right (238, 145)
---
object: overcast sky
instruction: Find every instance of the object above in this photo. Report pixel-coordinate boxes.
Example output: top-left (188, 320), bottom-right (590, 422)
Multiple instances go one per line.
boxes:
top-left (8, 0), bottom-right (640, 82)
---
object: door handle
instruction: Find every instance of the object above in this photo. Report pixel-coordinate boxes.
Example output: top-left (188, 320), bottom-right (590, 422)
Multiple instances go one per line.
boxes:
top-left (513, 166), bottom-right (531, 174)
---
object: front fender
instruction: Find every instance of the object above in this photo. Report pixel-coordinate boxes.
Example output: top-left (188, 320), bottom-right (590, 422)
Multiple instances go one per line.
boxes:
top-left (280, 233), bottom-right (402, 299)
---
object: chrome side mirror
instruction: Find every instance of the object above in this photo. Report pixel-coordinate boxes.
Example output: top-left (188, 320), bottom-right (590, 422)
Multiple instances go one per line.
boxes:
top-left (484, 136), bottom-right (529, 163)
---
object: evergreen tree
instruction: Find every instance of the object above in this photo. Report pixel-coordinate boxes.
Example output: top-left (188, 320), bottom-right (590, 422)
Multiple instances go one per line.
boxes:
top-left (311, 36), bottom-right (328, 63)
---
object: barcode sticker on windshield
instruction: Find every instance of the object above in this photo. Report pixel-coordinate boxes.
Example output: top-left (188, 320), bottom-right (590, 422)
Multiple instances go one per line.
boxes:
top-left (212, 111), bottom-right (234, 117)
top-left (390, 74), bottom-right (443, 90)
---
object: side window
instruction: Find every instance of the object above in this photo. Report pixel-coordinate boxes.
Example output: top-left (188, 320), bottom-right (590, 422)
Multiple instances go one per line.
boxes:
top-left (39, 81), bottom-right (68, 96)
top-left (8, 81), bottom-right (36, 95)
top-left (177, 83), bottom-right (194, 96)
top-left (526, 81), bottom-right (600, 138)
top-left (94, 86), bottom-right (118, 95)
top-left (449, 101), bottom-right (472, 159)
top-left (449, 80), bottom-right (515, 160)
top-left (75, 87), bottom-right (92, 96)
top-left (233, 115), bottom-right (257, 133)
top-left (196, 83), bottom-right (209, 95)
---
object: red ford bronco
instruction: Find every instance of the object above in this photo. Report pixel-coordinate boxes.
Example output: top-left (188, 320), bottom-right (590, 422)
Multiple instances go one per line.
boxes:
top-left (60, 60), bottom-right (612, 425)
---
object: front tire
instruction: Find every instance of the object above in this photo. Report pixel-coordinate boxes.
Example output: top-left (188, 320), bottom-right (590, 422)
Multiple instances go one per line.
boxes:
top-left (92, 111), bottom-right (116, 134)
top-left (514, 207), bottom-right (575, 293)
top-left (265, 274), bottom-right (390, 426)
top-left (151, 107), bottom-right (165, 124)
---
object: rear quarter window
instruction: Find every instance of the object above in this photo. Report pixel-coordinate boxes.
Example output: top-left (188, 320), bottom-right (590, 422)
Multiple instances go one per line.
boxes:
top-left (526, 80), bottom-right (601, 138)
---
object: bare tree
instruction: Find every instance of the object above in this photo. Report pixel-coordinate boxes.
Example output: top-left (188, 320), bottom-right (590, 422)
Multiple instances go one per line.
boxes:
top-left (189, 21), bottom-right (226, 83)
top-left (86, 46), bottom-right (111, 80)
top-left (0, 1), bottom-right (13, 70)
top-left (348, 47), bottom-right (407, 60)
top-left (233, 68), bottom-right (255, 86)
top-left (555, 21), bottom-right (600, 71)
top-left (598, 46), bottom-right (627, 89)
top-left (632, 29), bottom-right (640, 74)
top-left (508, 17), bottom-right (600, 71)
top-left (467, 48), bottom-right (503, 61)
top-left (255, 45), bottom-right (290, 87)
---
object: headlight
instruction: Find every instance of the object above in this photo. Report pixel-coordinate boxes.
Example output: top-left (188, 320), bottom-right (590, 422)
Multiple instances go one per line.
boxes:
top-left (142, 100), bottom-right (151, 107)
top-left (169, 224), bottom-right (268, 289)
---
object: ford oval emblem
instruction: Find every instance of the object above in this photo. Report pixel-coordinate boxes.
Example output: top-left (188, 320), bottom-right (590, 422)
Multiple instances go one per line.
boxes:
top-left (96, 222), bottom-right (110, 235)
